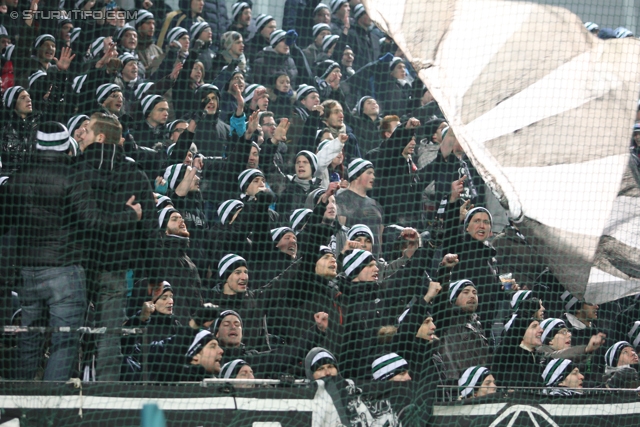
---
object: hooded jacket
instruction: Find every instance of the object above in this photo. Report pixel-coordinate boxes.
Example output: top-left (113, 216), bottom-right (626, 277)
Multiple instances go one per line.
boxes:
top-left (74, 143), bottom-right (161, 277)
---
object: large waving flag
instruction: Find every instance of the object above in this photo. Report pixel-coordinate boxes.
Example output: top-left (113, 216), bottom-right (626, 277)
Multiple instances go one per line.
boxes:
top-left (363, 0), bottom-right (640, 303)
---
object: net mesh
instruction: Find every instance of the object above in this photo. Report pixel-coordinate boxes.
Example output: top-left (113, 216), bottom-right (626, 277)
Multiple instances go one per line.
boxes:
top-left (0, 0), bottom-right (639, 425)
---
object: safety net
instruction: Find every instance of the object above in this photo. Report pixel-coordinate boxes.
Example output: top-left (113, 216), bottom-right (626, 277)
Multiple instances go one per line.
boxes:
top-left (1, 0), bottom-right (640, 426)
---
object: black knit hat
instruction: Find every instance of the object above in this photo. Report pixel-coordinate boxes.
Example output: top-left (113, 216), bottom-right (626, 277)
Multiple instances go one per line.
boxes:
top-left (158, 206), bottom-right (179, 230)
top-left (151, 281), bottom-right (173, 303)
top-left (211, 309), bottom-right (243, 337)
top-left (220, 359), bottom-right (249, 379)
top-left (217, 254), bottom-right (247, 281)
top-left (185, 330), bottom-right (215, 362)
top-left (3, 85), bottom-right (25, 110)
top-left (342, 249), bottom-right (375, 280)
top-left (316, 60), bottom-right (340, 79)
top-left (140, 94), bottom-right (165, 118)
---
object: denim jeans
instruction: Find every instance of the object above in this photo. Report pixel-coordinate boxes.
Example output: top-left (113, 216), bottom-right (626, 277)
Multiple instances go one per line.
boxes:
top-left (95, 270), bottom-right (127, 382)
top-left (19, 265), bottom-right (86, 381)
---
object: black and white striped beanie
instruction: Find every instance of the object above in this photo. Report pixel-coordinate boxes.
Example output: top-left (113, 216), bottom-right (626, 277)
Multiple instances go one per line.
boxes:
top-left (70, 27), bottom-right (81, 45)
top-left (312, 23), bottom-right (331, 38)
top-left (163, 163), bottom-right (188, 190)
top-left (243, 83), bottom-right (263, 102)
top-left (67, 114), bottom-right (89, 136)
top-left (96, 83), bottom-right (121, 104)
top-left (71, 74), bottom-right (88, 94)
top-left (90, 37), bottom-right (106, 58)
top-left (510, 290), bottom-right (532, 310)
top-left (141, 94), bottom-right (164, 117)
top-left (218, 254), bottom-right (247, 280)
top-left (219, 359), bottom-right (248, 379)
top-left (290, 208), bottom-right (313, 232)
top-left (314, 3), bottom-right (329, 14)
top-left (342, 249), bottom-right (374, 279)
top-left (238, 168), bottom-right (264, 193)
top-left (115, 25), bottom-right (136, 44)
top-left (185, 330), bottom-right (214, 362)
top-left (295, 150), bottom-right (318, 175)
top-left (448, 279), bottom-right (475, 304)
top-left (119, 52), bottom-right (137, 66)
top-left (134, 82), bottom-right (154, 100)
top-left (329, 0), bottom-right (347, 14)
top-left (190, 21), bottom-right (211, 41)
top-left (158, 206), bottom-right (179, 230)
top-left (347, 224), bottom-right (374, 244)
top-left (68, 137), bottom-right (79, 157)
top-left (321, 34), bottom-right (339, 53)
top-left (166, 27), bottom-right (188, 46)
top-left (347, 158), bottom-right (373, 181)
top-left (458, 366), bottom-right (492, 399)
top-left (135, 10), bottom-right (154, 28)
top-left (542, 358), bottom-right (574, 387)
top-left (269, 29), bottom-right (287, 48)
top-left (270, 226), bottom-right (294, 243)
top-left (3, 85), bottom-right (25, 109)
top-left (352, 4), bottom-right (367, 21)
top-left (3, 44), bottom-right (15, 62)
top-left (35, 122), bottom-right (71, 152)
top-left (28, 70), bottom-right (47, 89)
top-left (296, 84), bottom-right (318, 102)
top-left (371, 353), bottom-right (408, 381)
top-left (255, 14), bottom-right (274, 33)
top-left (317, 60), bottom-right (340, 79)
top-left (217, 199), bottom-right (244, 225)
top-left (231, 2), bottom-right (251, 22)
top-left (605, 341), bottom-right (633, 367)
top-left (155, 195), bottom-right (173, 210)
top-left (33, 34), bottom-right (55, 50)
top-left (540, 318), bottom-right (567, 344)
top-left (628, 321), bottom-right (640, 348)
top-left (560, 290), bottom-right (581, 312)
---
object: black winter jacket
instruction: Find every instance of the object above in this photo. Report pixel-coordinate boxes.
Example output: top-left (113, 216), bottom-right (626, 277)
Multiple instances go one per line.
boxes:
top-left (1, 151), bottom-right (139, 267)
top-left (0, 111), bottom-right (39, 175)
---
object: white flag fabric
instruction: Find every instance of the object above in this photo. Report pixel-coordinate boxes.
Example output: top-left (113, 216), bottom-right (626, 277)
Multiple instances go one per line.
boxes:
top-left (363, 0), bottom-right (640, 303)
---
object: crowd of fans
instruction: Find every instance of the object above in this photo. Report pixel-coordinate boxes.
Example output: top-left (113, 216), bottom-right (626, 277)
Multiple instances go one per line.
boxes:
top-left (0, 0), bottom-right (640, 409)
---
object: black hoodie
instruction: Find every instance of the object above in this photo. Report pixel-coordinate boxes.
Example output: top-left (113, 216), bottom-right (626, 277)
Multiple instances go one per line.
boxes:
top-left (74, 143), bottom-right (161, 278)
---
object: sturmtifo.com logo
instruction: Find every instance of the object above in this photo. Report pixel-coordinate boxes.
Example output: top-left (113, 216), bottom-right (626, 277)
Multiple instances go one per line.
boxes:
top-left (14, 10), bottom-right (138, 21)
